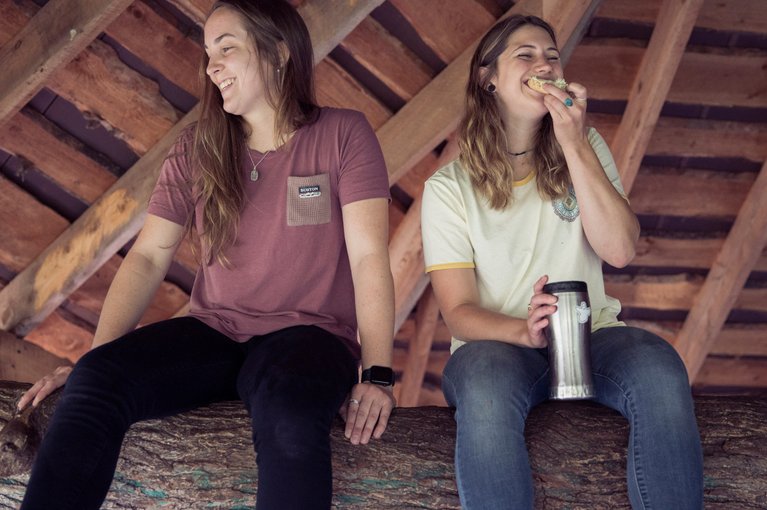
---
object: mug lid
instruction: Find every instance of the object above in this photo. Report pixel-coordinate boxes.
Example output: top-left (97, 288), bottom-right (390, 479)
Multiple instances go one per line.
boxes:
top-left (542, 280), bottom-right (587, 294)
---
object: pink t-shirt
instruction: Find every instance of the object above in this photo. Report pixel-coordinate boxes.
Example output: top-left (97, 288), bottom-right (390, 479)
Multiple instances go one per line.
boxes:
top-left (148, 108), bottom-right (390, 351)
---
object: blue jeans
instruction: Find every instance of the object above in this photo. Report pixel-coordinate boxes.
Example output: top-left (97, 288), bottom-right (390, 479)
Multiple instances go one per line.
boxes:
top-left (442, 326), bottom-right (703, 510)
top-left (21, 317), bottom-right (357, 510)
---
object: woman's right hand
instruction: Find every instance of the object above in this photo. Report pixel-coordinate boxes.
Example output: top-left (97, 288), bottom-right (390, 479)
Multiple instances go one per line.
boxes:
top-left (17, 366), bottom-right (72, 411)
top-left (525, 275), bottom-right (558, 348)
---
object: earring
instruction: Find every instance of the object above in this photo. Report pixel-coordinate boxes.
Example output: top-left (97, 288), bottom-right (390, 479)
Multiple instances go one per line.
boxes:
top-left (487, 83), bottom-right (496, 93)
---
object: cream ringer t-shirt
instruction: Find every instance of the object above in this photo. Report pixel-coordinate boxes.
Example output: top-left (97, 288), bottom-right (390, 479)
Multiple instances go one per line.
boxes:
top-left (421, 128), bottom-right (625, 353)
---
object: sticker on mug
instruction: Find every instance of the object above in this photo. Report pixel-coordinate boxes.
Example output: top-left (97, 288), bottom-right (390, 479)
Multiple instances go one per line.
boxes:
top-left (576, 301), bottom-right (591, 324)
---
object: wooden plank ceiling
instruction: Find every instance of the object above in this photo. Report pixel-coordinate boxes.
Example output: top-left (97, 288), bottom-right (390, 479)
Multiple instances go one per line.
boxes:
top-left (0, 0), bottom-right (765, 406)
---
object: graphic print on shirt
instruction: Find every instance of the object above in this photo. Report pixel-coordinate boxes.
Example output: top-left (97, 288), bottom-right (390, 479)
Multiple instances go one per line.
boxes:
top-left (552, 186), bottom-right (579, 222)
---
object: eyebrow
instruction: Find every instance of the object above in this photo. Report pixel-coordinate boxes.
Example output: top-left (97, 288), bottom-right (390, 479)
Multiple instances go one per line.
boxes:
top-left (514, 44), bottom-right (559, 53)
top-left (203, 32), bottom-right (236, 49)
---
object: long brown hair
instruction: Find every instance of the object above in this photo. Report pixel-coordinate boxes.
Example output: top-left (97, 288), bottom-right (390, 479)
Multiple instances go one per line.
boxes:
top-left (192, 0), bottom-right (318, 264)
top-left (458, 15), bottom-right (569, 209)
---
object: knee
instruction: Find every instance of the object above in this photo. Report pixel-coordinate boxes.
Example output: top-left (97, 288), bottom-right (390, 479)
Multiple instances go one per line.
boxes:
top-left (444, 342), bottom-right (543, 424)
top-left (597, 328), bottom-right (694, 411)
top-left (246, 373), bottom-right (336, 460)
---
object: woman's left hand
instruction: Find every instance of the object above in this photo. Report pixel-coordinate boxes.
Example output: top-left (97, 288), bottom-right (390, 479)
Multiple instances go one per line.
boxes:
top-left (542, 81), bottom-right (589, 148)
top-left (341, 382), bottom-right (396, 445)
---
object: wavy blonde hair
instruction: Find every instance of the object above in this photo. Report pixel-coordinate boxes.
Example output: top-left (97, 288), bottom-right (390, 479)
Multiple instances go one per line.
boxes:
top-left (192, 0), bottom-right (318, 265)
top-left (458, 15), bottom-right (570, 210)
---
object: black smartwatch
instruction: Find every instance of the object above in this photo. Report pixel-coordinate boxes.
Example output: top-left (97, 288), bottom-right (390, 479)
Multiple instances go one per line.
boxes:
top-left (361, 365), bottom-right (395, 387)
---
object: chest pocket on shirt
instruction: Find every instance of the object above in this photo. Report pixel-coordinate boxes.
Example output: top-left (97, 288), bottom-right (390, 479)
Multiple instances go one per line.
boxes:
top-left (287, 173), bottom-right (331, 226)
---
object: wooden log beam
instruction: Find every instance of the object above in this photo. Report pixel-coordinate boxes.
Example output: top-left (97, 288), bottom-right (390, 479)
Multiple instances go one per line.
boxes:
top-left (569, 45), bottom-right (767, 109)
top-left (630, 168), bottom-right (753, 218)
top-left (591, 114), bottom-right (767, 163)
top-left (596, 0), bottom-right (767, 35)
top-left (610, 0), bottom-right (704, 193)
top-left (389, 0), bottom-right (496, 62)
top-left (0, 0), bottom-right (133, 127)
top-left (604, 274), bottom-right (767, 313)
top-left (0, 382), bottom-right (764, 509)
top-left (673, 159), bottom-right (767, 379)
top-left (627, 320), bottom-right (767, 357)
top-left (0, 0), bottom-right (181, 155)
top-left (339, 17), bottom-right (433, 102)
top-left (0, 0), bottom-right (384, 337)
top-left (0, 110), bottom-right (117, 203)
top-left (633, 236), bottom-right (767, 273)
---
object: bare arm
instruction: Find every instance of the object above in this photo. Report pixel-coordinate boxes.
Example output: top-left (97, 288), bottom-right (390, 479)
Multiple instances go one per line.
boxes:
top-left (340, 197), bottom-right (396, 445)
top-left (430, 269), bottom-right (555, 349)
top-left (543, 82), bottom-right (640, 267)
top-left (92, 215), bottom-right (185, 347)
top-left (18, 214), bottom-right (185, 409)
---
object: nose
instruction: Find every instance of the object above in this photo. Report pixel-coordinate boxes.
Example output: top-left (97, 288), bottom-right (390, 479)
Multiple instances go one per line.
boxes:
top-left (206, 56), bottom-right (222, 78)
top-left (533, 56), bottom-right (553, 74)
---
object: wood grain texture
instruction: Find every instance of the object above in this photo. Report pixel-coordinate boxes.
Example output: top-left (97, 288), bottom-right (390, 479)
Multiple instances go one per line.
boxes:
top-left (609, 0), bottom-right (705, 193)
top-left (674, 159), bottom-right (767, 378)
top-left (339, 17), bottom-right (433, 101)
top-left (0, 0), bottom-right (133, 126)
top-left (0, 383), bottom-right (764, 509)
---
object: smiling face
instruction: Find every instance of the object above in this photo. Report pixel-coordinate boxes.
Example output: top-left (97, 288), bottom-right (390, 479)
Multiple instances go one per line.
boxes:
top-left (487, 24), bottom-right (563, 120)
top-left (204, 6), bottom-right (271, 119)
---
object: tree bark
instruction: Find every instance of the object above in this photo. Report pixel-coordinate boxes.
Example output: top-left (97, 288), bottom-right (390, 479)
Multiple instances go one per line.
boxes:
top-left (1, 381), bottom-right (765, 509)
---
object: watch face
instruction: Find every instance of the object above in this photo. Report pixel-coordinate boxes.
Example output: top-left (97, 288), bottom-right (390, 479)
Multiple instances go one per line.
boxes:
top-left (364, 366), bottom-right (394, 386)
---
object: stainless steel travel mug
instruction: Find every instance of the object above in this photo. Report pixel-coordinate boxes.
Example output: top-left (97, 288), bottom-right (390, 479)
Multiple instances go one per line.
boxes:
top-left (543, 281), bottom-right (595, 400)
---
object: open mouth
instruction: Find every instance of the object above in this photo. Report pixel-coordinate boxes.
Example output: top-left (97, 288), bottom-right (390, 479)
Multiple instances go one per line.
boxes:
top-left (218, 78), bottom-right (235, 91)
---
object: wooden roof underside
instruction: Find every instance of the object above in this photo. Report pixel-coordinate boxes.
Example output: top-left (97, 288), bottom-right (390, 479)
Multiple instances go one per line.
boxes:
top-left (0, 0), bottom-right (765, 405)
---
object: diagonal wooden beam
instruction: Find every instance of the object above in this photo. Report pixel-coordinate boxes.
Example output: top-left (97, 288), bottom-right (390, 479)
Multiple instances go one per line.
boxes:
top-left (379, 0), bottom-right (602, 186)
top-left (396, 286), bottom-right (440, 407)
top-left (610, 0), bottom-right (705, 193)
top-left (0, 0), bottom-right (133, 128)
top-left (0, 0), bottom-right (385, 336)
top-left (673, 159), bottom-right (767, 379)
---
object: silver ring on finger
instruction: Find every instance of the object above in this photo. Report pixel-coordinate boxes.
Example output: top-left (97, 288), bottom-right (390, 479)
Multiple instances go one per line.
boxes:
top-left (349, 399), bottom-right (360, 405)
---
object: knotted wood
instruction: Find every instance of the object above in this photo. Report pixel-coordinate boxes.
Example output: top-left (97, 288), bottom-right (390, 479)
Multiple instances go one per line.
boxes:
top-left (0, 381), bottom-right (764, 509)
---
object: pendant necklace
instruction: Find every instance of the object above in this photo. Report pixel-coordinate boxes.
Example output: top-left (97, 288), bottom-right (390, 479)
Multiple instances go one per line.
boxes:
top-left (247, 148), bottom-right (271, 182)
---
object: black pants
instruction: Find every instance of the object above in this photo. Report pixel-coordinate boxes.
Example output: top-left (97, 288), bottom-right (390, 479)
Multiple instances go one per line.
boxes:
top-left (21, 317), bottom-right (358, 510)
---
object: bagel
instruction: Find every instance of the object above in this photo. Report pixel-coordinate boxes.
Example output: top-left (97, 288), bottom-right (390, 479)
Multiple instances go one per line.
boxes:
top-left (527, 76), bottom-right (568, 93)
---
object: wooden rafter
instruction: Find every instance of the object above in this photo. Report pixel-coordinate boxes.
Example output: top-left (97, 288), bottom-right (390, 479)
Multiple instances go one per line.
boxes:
top-left (0, 0), bottom-right (386, 337)
top-left (673, 159), bottom-right (767, 378)
top-left (610, 0), bottom-right (705, 192)
top-left (396, 286), bottom-right (440, 407)
top-left (0, 0), bottom-right (133, 127)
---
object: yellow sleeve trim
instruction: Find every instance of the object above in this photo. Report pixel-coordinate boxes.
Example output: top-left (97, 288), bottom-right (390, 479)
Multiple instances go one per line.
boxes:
top-left (425, 262), bottom-right (475, 273)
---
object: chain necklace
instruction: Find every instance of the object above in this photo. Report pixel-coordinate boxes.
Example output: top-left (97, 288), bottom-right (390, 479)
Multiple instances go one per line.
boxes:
top-left (246, 148), bottom-right (271, 182)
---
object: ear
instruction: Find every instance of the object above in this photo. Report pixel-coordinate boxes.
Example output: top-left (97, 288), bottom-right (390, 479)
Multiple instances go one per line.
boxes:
top-left (277, 41), bottom-right (290, 67)
top-left (479, 65), bottom-right (493, 89)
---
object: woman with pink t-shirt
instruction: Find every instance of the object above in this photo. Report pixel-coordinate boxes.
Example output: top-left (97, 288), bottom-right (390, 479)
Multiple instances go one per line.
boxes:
top-left (18, 2), bottom-right (395, 509)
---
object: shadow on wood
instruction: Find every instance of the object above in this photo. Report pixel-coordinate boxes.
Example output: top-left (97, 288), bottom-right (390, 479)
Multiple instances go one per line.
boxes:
top-left (1, 381), bottom-right (765, 509)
